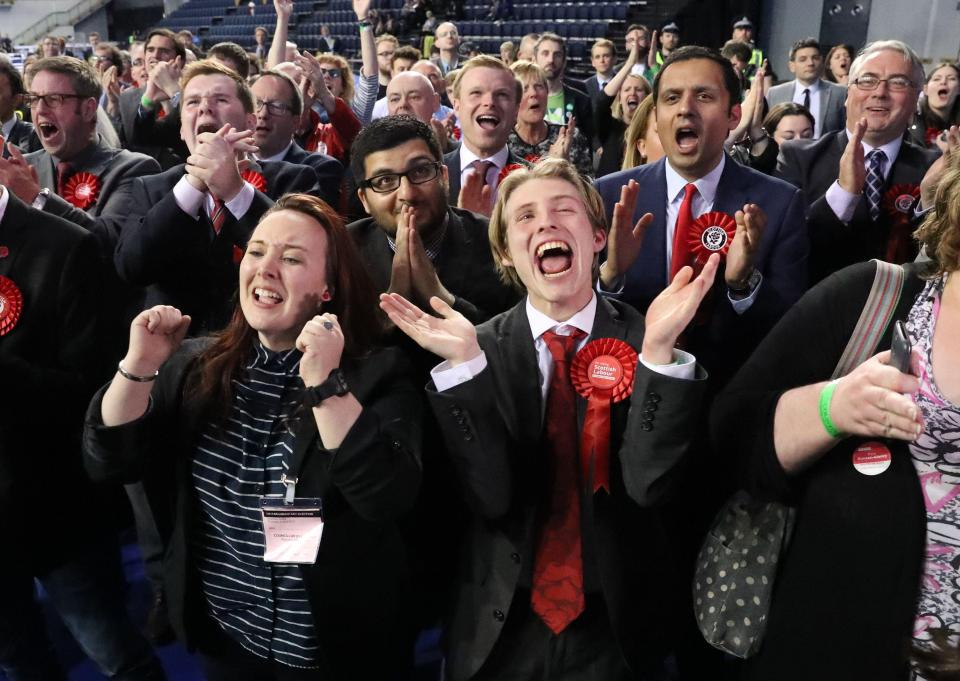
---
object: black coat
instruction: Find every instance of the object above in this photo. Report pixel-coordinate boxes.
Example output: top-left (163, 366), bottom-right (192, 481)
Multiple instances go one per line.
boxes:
top-left (711, 261), bottom-right (930, 681)
top-left (442, 146), bottom-right (528, 206)
top-left (83, 338), bottom-right (422, 679)
top-left (281, 141), bottom-right (344, 208)
top-left (1, 118), bottom-right (41, 158)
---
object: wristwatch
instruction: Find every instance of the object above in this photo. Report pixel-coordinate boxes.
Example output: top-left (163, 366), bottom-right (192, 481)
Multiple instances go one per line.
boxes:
top-left (303, 369), bottom-right (349, 407)
top-left (728, 267), bottom-right (761, 296)
top-left (31, 188), bottom-right (50, 210)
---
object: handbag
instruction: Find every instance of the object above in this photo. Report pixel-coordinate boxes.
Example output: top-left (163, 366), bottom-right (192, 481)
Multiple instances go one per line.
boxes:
top-left (693, 260), bottom-right (905, 658)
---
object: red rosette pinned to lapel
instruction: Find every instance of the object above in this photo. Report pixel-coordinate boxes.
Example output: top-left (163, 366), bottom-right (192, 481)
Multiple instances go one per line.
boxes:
top-left (570, 338), bottom-right (638, 493)
top-left (498, 162), bottom-right (526, 185)
top-left (882, 184), bottom-right (920, 219)
top-left (62, 172), bottom-right (101, 210)
top-left (241, 169), bottom-right (267, 193)
top-left (925, 127), bottom-right (941, 146)
top-left (452, 125), bottom-right (461, 141)
top-left (524, 153), bottom-right (541, 164)
top-left (686, 211), bottom-right (737, 267)
top-left (0, 275), bottom-right (24, 336)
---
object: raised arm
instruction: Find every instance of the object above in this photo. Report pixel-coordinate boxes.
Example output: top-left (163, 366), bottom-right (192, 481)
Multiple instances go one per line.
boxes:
top-left (267, 0), bottom-right (293, 69)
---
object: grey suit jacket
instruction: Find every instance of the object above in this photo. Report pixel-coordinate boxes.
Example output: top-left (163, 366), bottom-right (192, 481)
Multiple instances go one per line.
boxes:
top-left (2, 118), bottom-right (41, 158)
top-left (766, 79), bottom-right (846, 138)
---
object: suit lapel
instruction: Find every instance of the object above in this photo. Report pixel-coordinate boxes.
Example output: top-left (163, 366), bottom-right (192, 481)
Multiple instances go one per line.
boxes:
top-left (0, 193), bottom-right (29, 278)
top-left (818, 85), bottom-right (831, 135)
top-left (444, 149), bottom-right (461, 204)
top-left (629, 161), bottom-right (669, 295)
top-left (497, 302), bottom-right (543, 442)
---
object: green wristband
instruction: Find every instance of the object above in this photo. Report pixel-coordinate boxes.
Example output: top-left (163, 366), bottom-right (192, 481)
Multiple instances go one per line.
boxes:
top-left (818, 379), bottom-right (843, 438)
top-left (140, 94), bottom-right (155, 109)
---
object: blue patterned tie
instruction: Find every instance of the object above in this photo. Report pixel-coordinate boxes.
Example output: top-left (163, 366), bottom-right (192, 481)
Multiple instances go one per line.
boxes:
top-left (865, 149), bottom-right (886, 221)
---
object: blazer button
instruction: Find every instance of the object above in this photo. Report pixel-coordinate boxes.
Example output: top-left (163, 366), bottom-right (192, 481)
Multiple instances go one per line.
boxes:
top-left (456, 416), bottom-right (466, 425)
top-left (493, 609), bottom-right (505, 622)
top-left (510, 552), bottom-right (520, 563)
top-left (646, 392), bottom-right (661, 403)
top-left (451, 406), bottom-right (462, 416)
top-left (642, 413), bottom-right (654, 423)
top-left (464, 433), bottom-right (474, 441)
top-left (641, 422), bottom-right (653, 432)
top-left (644, 402), bottom-right (658, 412)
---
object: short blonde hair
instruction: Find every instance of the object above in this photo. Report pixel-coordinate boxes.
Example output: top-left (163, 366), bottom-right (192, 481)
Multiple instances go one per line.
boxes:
top-left (915, 150), bottom-right (960, 276)
top-left (488, 158), bottom-right (607, 290)
top-left (509, 59), bottom-right (546, 87)
top-left (452, 54), bottom-right (521, 102)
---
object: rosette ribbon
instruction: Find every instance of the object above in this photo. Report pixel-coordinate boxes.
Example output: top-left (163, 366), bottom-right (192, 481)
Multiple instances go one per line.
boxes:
top-left (241, 169), bottom-right (267, 192)
top-left (882, 184), bottom-right (920, 263)
top-left (62, 172), bottom-right (101, 210)
top-left (0, 275), bottom-right (24, 336)
top-left (498, 162), bottom-right (526, 185)
top-left (685, 211), bottom-right (736, 269)
top-left (570, 338), bottom-right (637, 493)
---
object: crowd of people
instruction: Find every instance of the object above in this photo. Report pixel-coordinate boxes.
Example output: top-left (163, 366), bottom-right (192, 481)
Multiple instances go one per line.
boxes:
top-left (1, 1), bottom-right (960, 680)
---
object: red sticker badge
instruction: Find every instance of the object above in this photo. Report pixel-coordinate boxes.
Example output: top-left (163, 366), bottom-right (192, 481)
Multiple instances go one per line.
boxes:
top-left (62, 172), bottom-right (101, 209)
top-left (0, 275), bottom-right (24, 335)
top-left (686, 211), bottom-right (737, 265)
top-left (571, 338), bottom-right (638, 492)
top-left (852, 441), bottom-right (892, 476)
top-left (241, 169), bottom-right (267, 193)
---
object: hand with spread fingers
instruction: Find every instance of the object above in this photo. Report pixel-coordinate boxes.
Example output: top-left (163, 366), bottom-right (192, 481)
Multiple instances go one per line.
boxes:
top-left (642, 253), bottom-right (720, 364)
top-left (458, 168), bottom-right (493, 216)
top-left (296, 313), bottom-right (345, 387)
top-left (599, 179), bottom-right (653, 288)
top-left (379, 293), bottom-right (481, 365)
top-left (186, 124), bottom-right (258, 200)
top-left (725, 203), bottom-right (767, 287)
top-left (0, 144), bottom-right (41, 202)
top-left (920, 124), bottom-right (958, 210)
top-left (548, 117), bottom-right (575, 160)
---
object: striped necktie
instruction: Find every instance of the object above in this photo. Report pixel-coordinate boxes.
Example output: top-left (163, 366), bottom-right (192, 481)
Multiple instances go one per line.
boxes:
top-left (865, 149), bottom-right (887, 222)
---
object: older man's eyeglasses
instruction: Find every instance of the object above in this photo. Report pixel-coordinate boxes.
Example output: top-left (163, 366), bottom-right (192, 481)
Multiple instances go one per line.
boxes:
top-left (23, 93), bottom-right (85, 108)
top-left (362, 161), bottom-right (441, 193)
top-left (255, 99), bottom-right (293, 115)
top-left (851, 75), bottom-right (915, 91)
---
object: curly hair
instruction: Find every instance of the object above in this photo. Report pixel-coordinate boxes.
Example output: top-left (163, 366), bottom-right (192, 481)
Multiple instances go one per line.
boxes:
top-left (915, 150), bottom-right (960, 276)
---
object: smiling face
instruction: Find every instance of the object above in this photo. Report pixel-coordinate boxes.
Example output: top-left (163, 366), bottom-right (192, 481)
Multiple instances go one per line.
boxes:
top-left (924, 65), bottom-right (960, 115)
top-left (500, 177), bottom-right (606, 319)
top-left (517, 74), bottom-right (547, 125)
top-left (180, 73), bottom-right (255, 153)
top-left (30, 70), bottom-right (98, 160)
top-left (655, 58), bottom-right (740, 181)
top-left (789, 46), bottom-right (823, 85)
top-left (772, 113), bottom-right (814, 145)
top-left (144, 34), bottom-right (177, 70)
top-left (845, 49), bottom-right (919, 146)
top-left (454, 65), bottom-right (519, 158)
top-left (240, 209), bottom-right (331, 351)
top-left (358, 138), bottom-right (449, 238)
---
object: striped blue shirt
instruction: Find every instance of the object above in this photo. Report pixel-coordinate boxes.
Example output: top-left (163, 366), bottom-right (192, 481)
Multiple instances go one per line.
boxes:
top-left (191, 343), bottom-right (320, 668)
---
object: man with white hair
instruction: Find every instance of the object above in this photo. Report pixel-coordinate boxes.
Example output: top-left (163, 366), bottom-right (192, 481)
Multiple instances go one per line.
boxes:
top-left (776, 39), bottom-right (940, 284)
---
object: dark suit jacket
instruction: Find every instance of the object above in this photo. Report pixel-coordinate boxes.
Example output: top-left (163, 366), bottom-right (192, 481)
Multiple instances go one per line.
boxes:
top-left (582, 74), bottom-right (605, 103)
top-left (2, 118), bottom-right (41, 158)
top-left (561, 83), bottom-right (594, 148)
top-left (0, 191), bottom-right (108, 571)
top-left (765, 79), bottom-right (846, 138)
top-left (130, 93), bottom-right (189, 163)
top-left (24, 138), bottom-right (161, 259)
top-left (775, 130), bottom-right (938, 283)
top-left (118, 87), bottom-right (184, 170)
top-left (429, 296), bottom-right (707, 680)
top-left (318, 35), bottom-right (340, 53)
top-left (281, 141), bottom-right (344, 207)
top-left (347, 207), bottom-right (518, 324)
top-left (115, 161), bottom-right (318, 334)
top-left (595, 157), bottom-right (809, 386)
top-left (83, 338), bottom-right (422, 679)
top-left (442, 146), bottom-right (528, 206)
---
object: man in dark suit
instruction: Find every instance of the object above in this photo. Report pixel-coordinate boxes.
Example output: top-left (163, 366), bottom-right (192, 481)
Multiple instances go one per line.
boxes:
top-left (534, 32), bottom-right (594, 145)
top-left (251, 69), bottom-right (344, 207)
top-left (582, 39), bottom-right (616, 105)
top-left (444, 55), bottom-right (526, 215)
top-left (116, 60), bottom-right (318, 335)
top-left (318, 24), bottom-right (341, 54)
top-left (766, 37), bottom-right (846, 139)
top-left (0, 184), bottom-right (167, 681)
top-left (776, 39), bottom-right (939, 284)
top-left (596, 46), bottom-right (808, 385)
top-left (381, 158), bottom-right (717, 681)
top-left (0, 61), bottom-right (40, 159)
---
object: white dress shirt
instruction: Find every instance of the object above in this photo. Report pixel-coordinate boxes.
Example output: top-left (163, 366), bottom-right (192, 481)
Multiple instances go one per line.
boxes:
top-left (0, 185), bottom-right (9, 221)
top-left (255, 141), bottom-right (293, 164)
top-left (793, 79), bottom-right (823, 138)
top-left (824, 132), bottom-right (903, 223)
top-left (431, 293), bottom-right (696, 394)
top-left (1, 115), bottom-right (16, 141)
top-left (458, 143), bottom-right (509, 197)
top-left (173, 175), bottom-right (256, 223)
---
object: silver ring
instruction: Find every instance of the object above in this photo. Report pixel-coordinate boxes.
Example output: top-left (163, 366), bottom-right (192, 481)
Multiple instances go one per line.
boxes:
top-left (883, 424), bottom-right (891, 437)
top-left (322, 320), bottom-right (334, 330)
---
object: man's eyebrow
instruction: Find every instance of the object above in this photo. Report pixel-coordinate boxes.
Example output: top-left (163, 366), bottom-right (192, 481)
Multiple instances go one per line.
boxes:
top-left (367, 155), bottom-right (435, 176)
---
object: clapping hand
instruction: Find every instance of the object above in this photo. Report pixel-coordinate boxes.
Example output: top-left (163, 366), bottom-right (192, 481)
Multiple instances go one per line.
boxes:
top-left (724, 203), bottom-right (766, 286)
top-left (548, 116), bottom-right (576, 160)
top-left (838, 117), bottom-right (868, 195)
top-left (458, 167), bottom-right (493, 216)
top-left (920, 125), bottom-right (958, 209)
top-left (186, 124), bottom-right (257, 198)
top-left (0, 144), bottom-right (41, 203)
top-left (379, 293), bottom-right (481, 365)
top-left (599, 179), bottom-right (653, 288)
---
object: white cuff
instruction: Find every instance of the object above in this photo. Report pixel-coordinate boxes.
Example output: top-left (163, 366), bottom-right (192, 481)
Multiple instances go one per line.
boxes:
top-left (639, 349), bottom-right (696, 380)
top-left (825, 179), bottom-right (859, 223)
top-left (224, 181), bottom-right (255, 220)
top-left (728, 273), bottom-right (763, 314)
top-left (431, 352), bottom-right (488, 392)
top-left (173, 175), bottom-right (205, 219)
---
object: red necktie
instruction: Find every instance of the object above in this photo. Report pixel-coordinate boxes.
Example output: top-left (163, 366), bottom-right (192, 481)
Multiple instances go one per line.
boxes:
top-left (531, 328), bottom-right (586, 634)
top-left (669, 183), bottom-right (698, 280)
top-left (56, 161), bottom-right (73, 197)
top-left (210, 197), bottom-right (226, 235)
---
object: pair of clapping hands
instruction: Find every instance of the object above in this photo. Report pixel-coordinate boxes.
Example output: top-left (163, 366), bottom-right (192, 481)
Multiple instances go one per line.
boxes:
top-left (185, 125), bottom-right (258, 201)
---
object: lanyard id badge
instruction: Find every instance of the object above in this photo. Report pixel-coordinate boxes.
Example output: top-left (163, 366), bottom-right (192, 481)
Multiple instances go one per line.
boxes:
top-left (260, 496), bottom-right (324, 564)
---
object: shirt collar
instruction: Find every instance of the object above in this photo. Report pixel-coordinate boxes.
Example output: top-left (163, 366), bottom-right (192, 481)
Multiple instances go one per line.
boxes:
top-left (255, 141), bottom-right (293, 164)
top-left (846, 130), bottom-right (903, 165)
top-left (459, 143), bottom-right (510, 173)
top-left (794, 79), bottom-right (822, 95)
top-left (664, 154), bottom-right (726, 205)
top-left (0, 185), bottom-right (9, 225)
top-left (247, 342), bottom-right (302, 373)
top-left (525, 292), bottom-right (597, 341)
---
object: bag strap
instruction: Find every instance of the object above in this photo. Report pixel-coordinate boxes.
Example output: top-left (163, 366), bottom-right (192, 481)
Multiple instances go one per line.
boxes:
top-left (831, 260), bottom-right (905, 379)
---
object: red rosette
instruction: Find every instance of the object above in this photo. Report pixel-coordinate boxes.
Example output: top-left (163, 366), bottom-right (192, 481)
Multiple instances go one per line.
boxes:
top-left (498, 162), bottom-right (526, 185)
top-left (232, 245), bottom-right (245, 265)
top-left (241, 169), bottom-right (267, 193)
top-left (686, 211), bottom-right (736, 266)
top-left (62, 172), bottom-right (101, 210)
top-left (925, 126), bottom-right (941, 146)
top-left (452, 125), bottom-right (461, 140)
top-left (524, 153), bottom-right (541, 164)
top-left (882, 183), bottom-right (920, 219)
top-left (570, 338), bottom-right (638, 493)
top-left (0, 275), bottom-right (24, 336)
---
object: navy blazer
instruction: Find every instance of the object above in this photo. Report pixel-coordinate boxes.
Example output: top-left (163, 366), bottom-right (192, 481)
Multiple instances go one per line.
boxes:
top-left (595, 156), bottom-right (809, 385)
top-left (442, 146), bottom-right (527, 206)
top-left (281, 141), bottom-right (344, 207)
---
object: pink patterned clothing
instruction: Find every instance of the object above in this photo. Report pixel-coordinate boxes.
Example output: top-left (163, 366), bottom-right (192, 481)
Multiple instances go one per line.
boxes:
top-left (908, 274), bottom-right (960, 651)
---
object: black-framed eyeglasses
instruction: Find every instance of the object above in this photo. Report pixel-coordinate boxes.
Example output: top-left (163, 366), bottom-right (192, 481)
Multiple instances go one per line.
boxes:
top-left (319, 68), bottom-right (342, 79)
top-left (23, 93), bottom-right (86, 108)
top-left (362, 161), bottom-right (441, 193)
top-left (851, 75), bottom-right (915, 91)
top-left (255, 98), bottom-right (293, 115)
